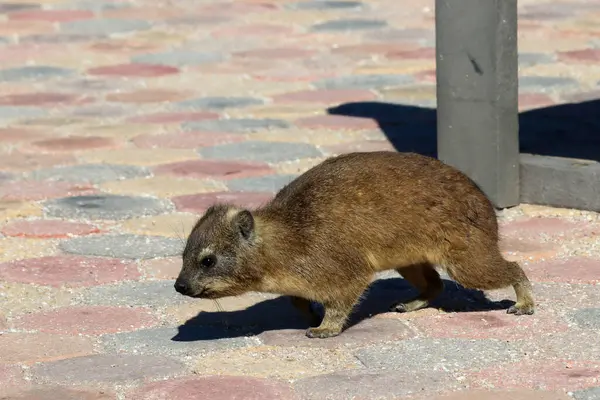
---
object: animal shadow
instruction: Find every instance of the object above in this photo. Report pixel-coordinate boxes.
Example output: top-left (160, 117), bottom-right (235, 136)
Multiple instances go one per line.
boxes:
top-left (172, 277), bottom-right (514, 342)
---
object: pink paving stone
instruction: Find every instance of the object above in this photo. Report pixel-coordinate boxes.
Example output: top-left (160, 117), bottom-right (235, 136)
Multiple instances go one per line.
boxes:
top-left (295, 115), bottom-right (379, 130)
top-left (323, 140), bottom-right (396, 155)
top-left (271, 89), bottom-right (377, 104)
top-left (128, 375), bottom-right (297, 400)
top-left (132, 131), bottom-right (244, 149)
top-left (387, 47), bottom-right (436, 60)
top-left (0, 93), bottom-right (77, 106)
top-left (27, 136), bottom-right (117, 152)
top-left (524, 257), bottom-right (600, 284)
top-left (415, 69), bottom-right (437, 83)
top-left (558, 48), bottom-right (600, 62)
top-left (234, 47), bottom-right (316, 60)
top-left (0, 255), bottom-right (139, 287)
top-left (89, 40), bottom-right (159, 54)
top-left (251, 70), bottom-right (335, 82)
top-left (519, 93), bottom-right (555, 110)
top-left (499, 217), bottom-right (600, 241)
top-left (172, 191), bottom-right (273, 213)
top-left (332, 42), bottom-right (421, 56)
top-left (0, 181), bottom-right (96, 201)
top-left (127, 111), bottom-right (219, 124)
top-left (198, 1), bottom-right (278, 14)
top-left (0, 332), bottom-right (95, 365)
top-left (0, 128), bottom-right (44, 142)
top-left (410, 310), bottom-right (568, 340)
top-left (154, 159), bottom-right (274, 180)
top-left (87, 64), bottom-right (179, 77)
top-left (212, 23), bottom-right (294, 37)
top-left (105, 89), bottom-right (190, 103)
top-left (0, 220), bottom-right (101, 239)
top-left (0, 365), bottom-right (29, 398)
top-left (8, 9), bottom-right (94, 22)
top-left (468, 359), bottom-right (600, 391)
top-left (12, 306), bottom-right (160, 335)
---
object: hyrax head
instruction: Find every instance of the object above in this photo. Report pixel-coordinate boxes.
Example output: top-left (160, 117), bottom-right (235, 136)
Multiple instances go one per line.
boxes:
top-left (174, 204), bottom-right (260, 299)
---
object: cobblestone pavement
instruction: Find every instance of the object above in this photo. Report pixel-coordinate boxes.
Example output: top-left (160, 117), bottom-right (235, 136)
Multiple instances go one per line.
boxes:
top-left (1, 0), bottom-right (600, 399)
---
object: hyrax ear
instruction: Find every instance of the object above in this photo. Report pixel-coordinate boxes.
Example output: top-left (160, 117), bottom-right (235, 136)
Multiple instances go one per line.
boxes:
top-left (231, 209), bottom-right (255, 240)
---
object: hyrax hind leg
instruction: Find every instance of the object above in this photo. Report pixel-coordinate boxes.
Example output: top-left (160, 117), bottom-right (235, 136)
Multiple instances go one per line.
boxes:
top-left (443, 247), bottom-right (535, 315)
top-left (391, 262), bottom-right (444, 313)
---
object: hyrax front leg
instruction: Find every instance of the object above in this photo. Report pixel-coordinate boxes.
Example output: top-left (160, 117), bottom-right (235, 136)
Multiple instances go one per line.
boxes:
top-left (290, 296), bottom-right (321, 327)
top-left (306, 302), bottom-right (354, 338)
top-left (391, 263), bottom-right (444, 313)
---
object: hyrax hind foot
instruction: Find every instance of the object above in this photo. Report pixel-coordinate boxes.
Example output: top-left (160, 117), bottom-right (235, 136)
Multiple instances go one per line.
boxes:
top-left (507, 303), bottom-right (535, 315)
top-left (389, 298), bottom-right (430, 313)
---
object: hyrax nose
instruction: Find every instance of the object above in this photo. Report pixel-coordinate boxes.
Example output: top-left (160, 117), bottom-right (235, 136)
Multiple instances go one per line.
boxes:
top-left (174, 279), bottom-right (189, 295)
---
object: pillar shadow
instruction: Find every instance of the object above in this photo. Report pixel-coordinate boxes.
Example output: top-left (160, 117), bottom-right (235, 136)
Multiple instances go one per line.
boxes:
top-left (327, 98), bottom-right (600, 161)
top-left (172, 277), bottom-right (513, 341)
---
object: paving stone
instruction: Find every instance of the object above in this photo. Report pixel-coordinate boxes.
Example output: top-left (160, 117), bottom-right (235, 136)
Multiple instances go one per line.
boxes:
top-left (295, 114), bottom-right (379, 130)
top-left (500, 217), bottom-right (599, 241)
top-left (100, 326), bottom-right (259, 358)
top-left (30, 354), bottom-right (184, 385)
top-left (323, 140), bottom-right (396, 155)
top-left (526, 329), bottom-right (600, 363)
top-left (260, 318), bottom-right (415, 348)
top-left (287, 1), bottom-right (364, 10)
top-left (79, 149), bottom-right (198, 167)
top-left (272, 89), bottom-right (377, 104)
top-left (117, 212), bottom-right (197, 238)
top-left (76, 280), bottom-right (188, 308)
top-left (102, 176), bottom-right (226, 199)
top-left (172, 191), bottom-right (274, 213)
top-left (519, 76), bottom-right (579, 92)
top-left (294, 369), bottom-right (460, 400)
top-left (313, 74), bottom-right (414, 90)
top-left (28, 136), bottom-right (116, 152)
top-left (0, 4), bottom-right (39, 13)
top-left (0, 181), bottom-right (96, 202)
top-left (139, 257), bottom-right (181, 280)
top-left (0, 93), bottom-right (76, 106)
top-left (60, 234), bottom-right (183, 259)
top-left (355, 338), bottom-right (525, 372)
top-left (154, 159), bottom-right (274, 180)
top-left (175, 96), bottom-right (264, 110)
top-left (198, 141), bottom-right (323, 163)
top-left (0, 365), bottom-right (29, 398)
top-left (44, 195), bottom-right (172, 220)
top-left (9, 9), bottom-right (94, 22)
top-left (88, 63), bottom-right (179, 77)
top-left (573, 387), bottom-right (600, 400)
top-left (234, 47), bottom-right (316, 60)
top-left (0, 66), bottom-right (74, 81)
top-left (2, 387), bottom-right (116, 400)
top-left (519, 52), bottom-right (556, 67)
top-left (132, 131), bottom-right (244, 149)
top-left (559, 49), bottom-right (600, 63)
top-left (0, 106), bottom-right (47, 120)
top-left (420, 390), bottom-right (572, 400)
top-left (30, 164), bottom-right (150, 184)
top-left (0, 332), bottom-right (94, 364)
top-left (129, 376), bottom-right (297, 400)
top-left (0, 255), bottom-right (138, 287)
top-left (182, 118), bottom-right (290, 133)
top-left (523, 257), bottom-right (600, 284)
top-left (569, 308), bottom-right (600, 330)
top-left (13, 306), bottom-right (160, 335)
top-left (131, 50), bottom-right (223, 67)
top-left (311, 19), bottom-right (387, 32)
top-left (194, 345), bottom-right (360, 379)
top-left (127, 111), bottom-right (219, 124)
top-left (60, 18), bottom-right (150, 35)
top-left (410, 310), bottom-right (568, 340)
top-left (225, 174), bottom-right (297, 192)
top-left (468, 360), bottom-right (600, 391)
top-left (0, 237), bottom-right (58, 263)
top-left (106, 89), bottom-right (189, 103)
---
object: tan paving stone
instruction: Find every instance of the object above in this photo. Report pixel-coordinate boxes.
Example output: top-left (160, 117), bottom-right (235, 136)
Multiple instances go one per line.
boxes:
top-left (0, 201), bottom-right (43, 221)
top-left (0, 237), bottom-right (58, 262)
top-left (0, 282), bottom-right (74, 317)
top-left (118, 212), bottom-right (197, 238)
top-left (100, 176), bottom-right (226, 198)
top-left (193, 345), bottom-right (361, 380)
top-left (78, 148), bottom-right (199, 166)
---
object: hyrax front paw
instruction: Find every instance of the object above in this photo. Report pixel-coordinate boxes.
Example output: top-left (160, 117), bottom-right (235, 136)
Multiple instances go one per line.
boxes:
top-left (507, 304), bottom-right (535, 315)
top-left (305, 327), bottom-right (341, 339)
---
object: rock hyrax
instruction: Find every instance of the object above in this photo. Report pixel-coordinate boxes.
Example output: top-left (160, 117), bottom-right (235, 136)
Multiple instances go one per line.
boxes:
top-left (175, 151), bottom-right (535, 338)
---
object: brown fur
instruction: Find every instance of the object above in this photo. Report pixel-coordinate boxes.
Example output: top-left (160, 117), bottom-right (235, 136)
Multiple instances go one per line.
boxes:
top-left (175, 151), bottom-right (535, 338)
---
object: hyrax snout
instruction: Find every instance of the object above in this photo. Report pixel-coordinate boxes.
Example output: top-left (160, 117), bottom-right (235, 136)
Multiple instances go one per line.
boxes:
top-left (175, 151), bottom-right (535, 338)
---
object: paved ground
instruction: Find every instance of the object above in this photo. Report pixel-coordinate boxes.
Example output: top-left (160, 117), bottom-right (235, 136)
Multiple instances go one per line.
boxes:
top-left (1, 0), bottom-right (600, 399)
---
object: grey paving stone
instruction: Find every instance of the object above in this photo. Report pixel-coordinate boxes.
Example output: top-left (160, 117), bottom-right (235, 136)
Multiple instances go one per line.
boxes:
top-left (569, 308), bottom-right (600, 329)
top-left (76, 280), bottom-right (188, 308)
top-left (19, 34), bottom-right (105, 44)
top-left (0, 106), bottom-right (46, 120)
top-left (314, 74), bottom-right (414, 90)
top-left (519, 76), bottom-right (579, 92)
top-left (0, 171), bottom-right (13, 183)
top-left (0, 66), bottom-right (75, 81)
top-left (175, 96), bottom-right (264, 110)
top-left (311, 19), bottom-right (387, 32)
top-left (518, 52), bottom-right (556, 67)
top-left (51, 0), bottom-right (129, 11)
top-left (0, 3), bottom-right (39, 12)
top-left (29, 163), bottom-right (150, 184)
top-left (100, 326), bottom-right (260, 358)
top-left (355, 338), bottom-right (525, 373)
top-left (60, 19), bottom-right (151, 35)
top-left (182, 118), bottom-right (290, 133)
top-left (225, 175), bottom-right (297, 193)
top-left (198, 141), bottom-right (322, 163)
top-left (30, 354), bottom-right (184, 385)
top-left (287, 0), bottom-right (364, 9)
top-left (573, 387), bottom-right (600, 400)
top-left (44, 195), bottom-right (172, 220)
top-left (60, 234), bottom-right (183, 259)
top-left (132, 50), bottom-right (223, 67)
top-left (294, 369), bottom-right (460, 399)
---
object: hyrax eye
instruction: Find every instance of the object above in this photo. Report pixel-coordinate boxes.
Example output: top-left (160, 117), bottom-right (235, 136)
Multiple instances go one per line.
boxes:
top-left (200, 256), bottom-right (216, 268)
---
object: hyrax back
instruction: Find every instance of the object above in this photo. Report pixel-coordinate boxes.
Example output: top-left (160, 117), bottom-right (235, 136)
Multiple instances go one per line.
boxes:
top-left (176, 151), bottom-right (535, 339)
